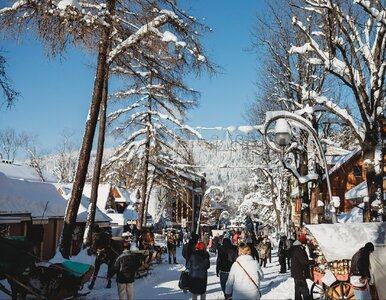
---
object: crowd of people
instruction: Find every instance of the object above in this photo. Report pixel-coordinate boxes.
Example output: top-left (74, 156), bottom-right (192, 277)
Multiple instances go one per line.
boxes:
top-left (86, 225), bottom-right (377, 300)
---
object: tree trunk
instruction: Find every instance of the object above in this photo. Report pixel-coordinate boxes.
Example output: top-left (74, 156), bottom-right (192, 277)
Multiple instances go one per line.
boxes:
top-left (143, 168), bottom-right (156, 227)
top-left (299, 150), bottom-right (310, 224)
top-left (137, 126), bottom-right (151, 231)
top-left (59, 0), bottom-right (115, 258)
top-left (362, 130), bottom-right (382, 223)
top-left (84, 62), bottom-right (109, 247)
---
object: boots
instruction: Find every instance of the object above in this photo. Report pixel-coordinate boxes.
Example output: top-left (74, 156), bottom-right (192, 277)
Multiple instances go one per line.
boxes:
top-left (173, 257), bottom-right (177, 264)
top-left (169, 257), bottom-right (172, 264)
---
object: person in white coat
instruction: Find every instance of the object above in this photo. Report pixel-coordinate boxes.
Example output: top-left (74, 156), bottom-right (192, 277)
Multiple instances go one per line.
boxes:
top-left (225, 242), bottom-right (264, 300)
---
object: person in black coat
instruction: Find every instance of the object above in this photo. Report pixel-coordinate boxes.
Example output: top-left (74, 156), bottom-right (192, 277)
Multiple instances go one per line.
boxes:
top-left (290, 239), bottom-right (314, 300)
top-left (186, 241), bottom-right (210, 300)
top-left (216, 237), bottom-right (238, 297)
top-left (114, 241), bottom-right (141, 300)
top-left (349, 242), bottom-right (374, 300)
top-left (278, 235), bottom-right (289, 273)
top-left (182, 232), bottom-right (199, 266)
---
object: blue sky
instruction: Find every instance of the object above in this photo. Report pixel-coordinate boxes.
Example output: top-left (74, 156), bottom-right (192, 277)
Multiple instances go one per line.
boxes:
top-left (0, 0), bottom-right (267, 152)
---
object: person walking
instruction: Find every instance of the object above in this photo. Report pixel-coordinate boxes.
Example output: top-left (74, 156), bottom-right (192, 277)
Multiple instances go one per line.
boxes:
top-left (350, 242), bottom-right (374, 300)
top-left (114, 240), bottom-right (141, 300)
top-left (216, 237), bottom-right (238, 297)
top-left (225, 242), bottom-right (264, 300)
top-left (167, 229), bottom-right (178, 264)
top-left (278, 235), bottom-right (288, 273)
top-left (186, 241), bottom-right (210, 300)
top-left (182, 232), bottom-right (199, 266)
top-left (290, 237), bottom-right (314, 300)
top-left (257, 237), bottom-right (269, 267)
top-left (266, 237), bottom-right (272, 264)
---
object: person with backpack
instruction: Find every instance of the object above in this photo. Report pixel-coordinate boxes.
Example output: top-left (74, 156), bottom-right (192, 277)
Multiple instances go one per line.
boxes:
top-left (114, 240), bottom-right (141, 300)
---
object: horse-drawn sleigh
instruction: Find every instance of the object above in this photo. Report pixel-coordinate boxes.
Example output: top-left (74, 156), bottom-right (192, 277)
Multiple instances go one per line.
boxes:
top-left (0, 236), bottom-right (94, 299)
top-left (305, 222), bottom-right (386, 300)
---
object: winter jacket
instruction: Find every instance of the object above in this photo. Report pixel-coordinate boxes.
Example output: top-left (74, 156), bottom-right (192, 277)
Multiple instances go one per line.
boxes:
top-left (350, 247), bottom-right (371, 279)
top-left (167, 233), bottom-right (178, 251)
top-left (114, 250), bottom-right (141, 284)
top-left (225, 254), bottom-right (264, 300)
top-left (186, 250), bottom-right (210, 295)
top-left (290, 244), bottom-right (313, 280)
top-left (258, 242), bottom-right (269, 259)
top-left (216, 239), bottom-right (237, 275)
top-left (278, 237), bottom-right (289, 257)
top-left (182, 236), bottom-right (198, 265)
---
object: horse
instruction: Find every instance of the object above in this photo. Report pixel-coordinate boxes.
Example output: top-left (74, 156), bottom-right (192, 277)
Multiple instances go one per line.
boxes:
top-left (138, 230), bottom-right (155, 266)
top-left (88, 230), bottom-right (118, 290)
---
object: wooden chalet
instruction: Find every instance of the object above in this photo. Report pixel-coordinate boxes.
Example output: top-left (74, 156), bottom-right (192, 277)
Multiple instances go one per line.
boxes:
top-left (156, 166), bottom-right (206, 232)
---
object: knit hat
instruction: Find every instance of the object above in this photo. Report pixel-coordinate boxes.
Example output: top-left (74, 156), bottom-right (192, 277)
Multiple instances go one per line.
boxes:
top-left (298, 233), bottom-right (307, 244)
top-left (195, 241), bottom-right (206, 251)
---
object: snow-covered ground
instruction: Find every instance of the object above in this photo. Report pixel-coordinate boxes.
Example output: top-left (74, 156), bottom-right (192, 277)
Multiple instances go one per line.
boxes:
top-left (83, 246), bottom-right (308, 300)
top-left (0, 243), bottom-right (311, 299)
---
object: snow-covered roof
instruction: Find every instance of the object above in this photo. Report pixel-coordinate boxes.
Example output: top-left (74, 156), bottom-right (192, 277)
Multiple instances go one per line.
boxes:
top-left (324, 146), bottom-right (352, 157)
top-left (82, 183), bottom-right (112, 212)
top-left (345, 181), bottom-right (367, 200)
top-left (107, 206), bottom-right (138, 226)
top-left (338, 203), bottom-right (364, 223)
top-left (0, 162), bottom-right (58, 183)
top-left (306, 222), bottom-right (386, 261)
top-left (0, 172), bottom-right (67, 219)
top-left (114, 186), bottom-right (139, 204)
top-left (327, 148), bottom-right (361, 176)
top-left (56, 183), bottom-right (111, 223)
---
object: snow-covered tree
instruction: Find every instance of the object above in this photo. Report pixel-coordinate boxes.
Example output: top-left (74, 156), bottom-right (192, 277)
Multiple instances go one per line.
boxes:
top-left (52, 131), bottom-right (78, 183)
top-left (1, 0), bottom-right (213, 256)
top-left (290, 0), bottom-right (386, 221)
top-left (0, 53), bottom-right (19, 109)
top-left (103, 4), bottom-right (212, 229)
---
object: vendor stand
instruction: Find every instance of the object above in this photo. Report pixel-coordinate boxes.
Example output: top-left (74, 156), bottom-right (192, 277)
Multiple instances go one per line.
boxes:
top-left (305, 222), bottom-right (386, 300)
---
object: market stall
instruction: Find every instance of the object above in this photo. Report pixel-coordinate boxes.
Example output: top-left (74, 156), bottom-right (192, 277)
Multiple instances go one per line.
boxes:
top-left (305, 222), bottom-right (386, 300)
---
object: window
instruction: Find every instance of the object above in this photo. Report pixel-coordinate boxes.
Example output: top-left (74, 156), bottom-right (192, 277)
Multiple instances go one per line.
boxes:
top-left (353, 165), bottom-right (362, 178)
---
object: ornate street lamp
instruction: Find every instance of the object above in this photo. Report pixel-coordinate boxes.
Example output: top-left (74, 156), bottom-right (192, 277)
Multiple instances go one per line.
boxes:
top-left (274, 119), bottom-right (292, 147)
top-left (263, 111), bottom-right (336, 224)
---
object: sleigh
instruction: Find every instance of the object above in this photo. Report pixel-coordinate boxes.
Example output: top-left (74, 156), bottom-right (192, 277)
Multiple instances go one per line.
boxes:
top-left (0, 236), bottom-right (94, 299)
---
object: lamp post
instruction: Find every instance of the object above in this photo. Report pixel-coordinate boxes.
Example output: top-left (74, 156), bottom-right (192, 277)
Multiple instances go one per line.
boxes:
top-left (263, 111), bottom-right (336, 224)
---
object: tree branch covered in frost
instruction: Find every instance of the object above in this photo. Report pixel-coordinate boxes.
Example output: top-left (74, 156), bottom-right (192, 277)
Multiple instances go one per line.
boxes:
top-left (354, 0), bottom-right (386, 26)
top-left (290, 0), bottom-right (386, 130)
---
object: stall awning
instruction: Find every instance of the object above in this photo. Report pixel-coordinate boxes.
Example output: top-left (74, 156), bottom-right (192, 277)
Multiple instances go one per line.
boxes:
top-left (306, 222), bottom-right (386, 261)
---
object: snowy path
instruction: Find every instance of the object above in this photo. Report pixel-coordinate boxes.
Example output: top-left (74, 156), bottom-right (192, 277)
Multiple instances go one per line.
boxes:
top-left (84, 246), bottom-right (312, 300)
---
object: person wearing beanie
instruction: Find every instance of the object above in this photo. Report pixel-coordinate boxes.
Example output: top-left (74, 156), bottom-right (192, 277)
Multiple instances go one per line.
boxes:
top-left (182, 232), bottom-right (199, 267)
top-left (290, 237), bottom-right (314, 300)
top-left (114, 241), bottom-right (141, 300)
top-left (186, 241), bottom-right (210, 300)
top-left (350, 242), bottom-right (375, 300)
